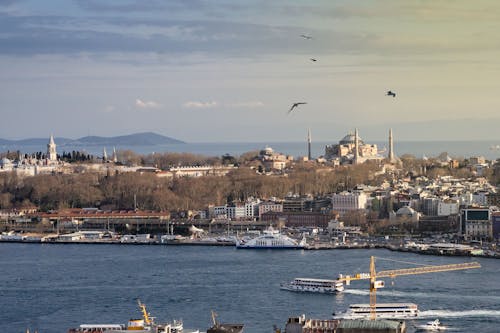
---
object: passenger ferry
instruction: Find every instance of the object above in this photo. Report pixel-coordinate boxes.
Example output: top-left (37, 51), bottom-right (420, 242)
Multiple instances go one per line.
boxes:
top-left (236, 227), bottom-right (306, 249)
top-left (333, 303), bottom-right (419, 319)
top-left (280, 277), bottom-right (345, 293)
top-left (67, 300), bottom-right (198, 333)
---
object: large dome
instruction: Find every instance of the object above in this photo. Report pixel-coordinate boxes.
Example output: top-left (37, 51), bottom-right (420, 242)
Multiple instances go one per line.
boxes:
top-left (339, 133), bottom-right (363, 145)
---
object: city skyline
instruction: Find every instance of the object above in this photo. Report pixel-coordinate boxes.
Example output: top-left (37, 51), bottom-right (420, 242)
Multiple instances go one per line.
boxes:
top-left (1, 1), bottom-right (500, 142)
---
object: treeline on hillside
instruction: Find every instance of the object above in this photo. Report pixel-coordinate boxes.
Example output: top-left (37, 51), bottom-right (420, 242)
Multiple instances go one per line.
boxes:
top-left (0, 163), bottom-right (382, 211)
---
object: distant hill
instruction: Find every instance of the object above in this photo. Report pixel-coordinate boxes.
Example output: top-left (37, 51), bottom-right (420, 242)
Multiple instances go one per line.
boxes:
top-left (0, 132), bottom-right (185, 146)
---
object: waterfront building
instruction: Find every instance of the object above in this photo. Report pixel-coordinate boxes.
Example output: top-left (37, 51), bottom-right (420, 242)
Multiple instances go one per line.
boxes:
top-left (283, 195), bottom-right (313, 212)
top-left (209, 205), bottom-right (228, 219)
top-left (492, 212), bottom-right (500, 241)
top-left (226, 204), bottom-right (246, 220)
top-left (331, 192), bottom-right (368, 216)
top-left (258, 201), bottom-right (283, 219)
top-left (460, 208), bottom-right (492, 241)
top-left (244, 198), bottom-right (260, 218)
top-left (260, 211), bottom-right (332, 228)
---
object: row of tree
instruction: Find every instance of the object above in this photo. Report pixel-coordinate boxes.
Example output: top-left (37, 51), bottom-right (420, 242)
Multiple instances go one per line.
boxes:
top-left (0, 162), bottom-right (384, 211)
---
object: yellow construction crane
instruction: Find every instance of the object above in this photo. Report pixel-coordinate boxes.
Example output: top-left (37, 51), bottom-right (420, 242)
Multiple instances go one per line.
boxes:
top-left (336, 256), bottom-right (481, 320)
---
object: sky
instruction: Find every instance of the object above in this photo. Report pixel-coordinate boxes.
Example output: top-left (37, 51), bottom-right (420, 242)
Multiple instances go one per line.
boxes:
top-left (1, 0), bottom-right (500, 142)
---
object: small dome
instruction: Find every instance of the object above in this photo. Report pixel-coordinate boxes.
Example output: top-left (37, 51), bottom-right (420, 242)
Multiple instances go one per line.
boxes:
top-left (339, 132), bottom-right (363, 145)
top-left (260, 146), bottom-right (274, 155)
top-left (396, 206), bottom-right (416, 216)
top-left (0, 157), bottom-right (12, 165)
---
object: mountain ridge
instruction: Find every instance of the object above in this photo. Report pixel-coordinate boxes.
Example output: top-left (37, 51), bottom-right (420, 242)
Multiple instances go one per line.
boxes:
top-left (0, 132), bottom-right (185, 146)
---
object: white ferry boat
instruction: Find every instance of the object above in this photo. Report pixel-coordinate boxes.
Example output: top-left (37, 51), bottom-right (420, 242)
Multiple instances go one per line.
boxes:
top-left (67, 300), bottom-right (199, 333)
top-left (280, 277), bottom-right (345, 293)
top-left (236, 227), bottom-right (306, 249)
top-left (333, 303), bottom-right (419, 319)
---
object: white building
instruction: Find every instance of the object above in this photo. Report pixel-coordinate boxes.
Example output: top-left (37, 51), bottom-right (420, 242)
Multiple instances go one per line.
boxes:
top-left (210, 205), bottom-right (228, 219)
top-left (258, 201), bottom-right (283, 219)
top-left (244, 199), bottom-right (261, 219)
top-left (227, 205), bottom-right (246, 220)
top-left (437, 200), bottom-right (459, 216)
top-left (331, 192), bottom-right (368, 216)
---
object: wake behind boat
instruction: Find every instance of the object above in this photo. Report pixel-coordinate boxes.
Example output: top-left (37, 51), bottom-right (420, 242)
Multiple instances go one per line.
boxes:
top-left (280, 277), bottom-right (345, 293)
top-left (235, 227), bottom-right (306, 249)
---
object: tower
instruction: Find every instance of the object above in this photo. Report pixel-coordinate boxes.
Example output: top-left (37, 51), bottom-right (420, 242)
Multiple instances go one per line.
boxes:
top-left (103, 147), bottom-right (108, 163)
top-left (112, 147), bottom-right (118, 163)
top-left (388, 128), bottom-right (394, 162)
top-left (47, 134), bottom-right (57, 161)
top-left (354, 128), bottom-right (359, 164)
top-left (307, 128), bottom-right (312, 161)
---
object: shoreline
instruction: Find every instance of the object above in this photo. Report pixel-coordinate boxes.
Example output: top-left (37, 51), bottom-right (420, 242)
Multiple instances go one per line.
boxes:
top-left (1, 238), bottom-right (498, 259)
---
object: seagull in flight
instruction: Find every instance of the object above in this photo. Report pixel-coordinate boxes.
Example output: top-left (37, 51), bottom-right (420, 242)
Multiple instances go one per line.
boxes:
top-left (288, 102), bottom-right (307, 113)
top-left (386, 90), bottom-right (396, 98)
top-left (310, 58), bottom-right (317, 62)
top-left (300, 34), bottom-right (313, 40)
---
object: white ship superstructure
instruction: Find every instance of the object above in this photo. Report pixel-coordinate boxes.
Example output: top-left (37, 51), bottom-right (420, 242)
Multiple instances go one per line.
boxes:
top-left (236, 227), bottom-right (306, 249)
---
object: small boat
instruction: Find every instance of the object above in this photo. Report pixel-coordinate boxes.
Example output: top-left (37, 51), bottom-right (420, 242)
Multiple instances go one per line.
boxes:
top-left (280, 277), bottom-right (344, 293)
top-left (236, 227), bottom-right (306, 249)
top-left (416, 319), bottom-right (447, 331)
top-left (333, 303), bottom-right (419, 319)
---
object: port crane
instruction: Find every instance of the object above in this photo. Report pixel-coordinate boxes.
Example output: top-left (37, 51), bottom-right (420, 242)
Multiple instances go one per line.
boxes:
top-left (336, 256), bottom-right (481, 320)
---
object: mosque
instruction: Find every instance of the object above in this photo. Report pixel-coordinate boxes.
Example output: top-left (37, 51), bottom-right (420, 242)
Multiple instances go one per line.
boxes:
top-left (324, 128), bottom-right (398, 165)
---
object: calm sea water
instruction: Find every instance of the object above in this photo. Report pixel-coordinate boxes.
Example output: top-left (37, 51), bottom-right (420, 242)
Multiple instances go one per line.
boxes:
top-left (1, 244), bottom-right (499, 333)
top-left (3, 141), bottom-right (500, 160)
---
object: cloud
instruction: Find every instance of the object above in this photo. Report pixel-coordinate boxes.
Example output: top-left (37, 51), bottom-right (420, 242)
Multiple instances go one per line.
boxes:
top-left (183, 101), bottom-right (217, 109)
top-left (227, 101), bottom-right (264, 108)
top-left (135, 98), bottom-right (161, 109)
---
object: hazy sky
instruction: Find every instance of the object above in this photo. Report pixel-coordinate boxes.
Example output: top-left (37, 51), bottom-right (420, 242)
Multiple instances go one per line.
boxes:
top-left (1, 0), bottom-right (500, 142)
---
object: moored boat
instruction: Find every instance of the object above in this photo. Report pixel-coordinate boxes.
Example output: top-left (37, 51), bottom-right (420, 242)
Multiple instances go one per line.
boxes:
top-left (236, 227), bottom-right (306, 249)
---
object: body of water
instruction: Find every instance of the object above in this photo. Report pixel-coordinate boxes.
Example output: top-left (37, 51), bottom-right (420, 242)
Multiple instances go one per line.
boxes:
top-left (2, 140), bottom-right (500, 160)
top-left (1, 244), bottom-right (499, 333)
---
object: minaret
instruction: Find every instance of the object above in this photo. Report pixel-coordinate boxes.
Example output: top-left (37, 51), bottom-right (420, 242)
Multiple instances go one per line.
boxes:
top-left (354, 128), bottom-right (359, 164)
top-left (103, 147), bottom-right (108, 163)
top-left (47, 134), bottom-right (57, 161)
top-left (307, 128), bottom-right (312, 161)
top-left (112, 147), bottom-right (118, 163)
top-left (388, 128), bottom-right (394, 162)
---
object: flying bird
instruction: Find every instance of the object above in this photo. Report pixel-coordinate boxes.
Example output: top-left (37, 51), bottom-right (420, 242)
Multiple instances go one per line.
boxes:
top-left (386, 90), bottom-right (396, 98)
top-left (310, 58), bottom-right (317, 62)
top-left (288, 102), bottom-right (307, 113)
top-left (300, 34), bottom-right (313, 40)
